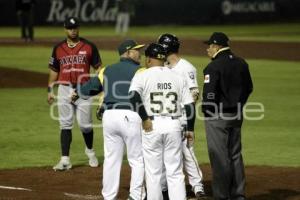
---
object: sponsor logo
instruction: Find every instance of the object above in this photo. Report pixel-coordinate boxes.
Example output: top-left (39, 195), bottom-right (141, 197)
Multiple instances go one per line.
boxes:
top-left (62, 68), bottom-right (85, 73)
top-left (47, 0), bottom-right (117, 23)
top-left (59, 55), bottom-right (86, 66)
top-left (222, 0), bottom-right (276, 16)
top-left (79, 51), bottom-right (87, 54)
top-left (188, 72), bottom-right (195, 80)
top-left (204, 74), bottom-right (210, 83)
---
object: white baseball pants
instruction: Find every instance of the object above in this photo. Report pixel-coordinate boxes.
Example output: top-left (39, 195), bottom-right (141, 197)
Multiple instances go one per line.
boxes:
top-left (102, 109), bottom-right (145, 200)
top-left (143, 117), bottom-right (186, 200)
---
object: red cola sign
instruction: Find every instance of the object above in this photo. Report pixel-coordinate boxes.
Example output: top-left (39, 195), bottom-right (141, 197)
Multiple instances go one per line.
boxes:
top-left (46, 0), bottom-right (117, 23)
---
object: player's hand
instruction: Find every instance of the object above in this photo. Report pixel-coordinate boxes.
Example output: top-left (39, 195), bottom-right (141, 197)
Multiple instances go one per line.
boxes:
top-left (185, 131), bottom-right (194, 148)
top-left (71, 91), bottom-right (79, 104)
top-left (190, 88), bottom-right (200, 102)
top-left (96, 105), bottom-right (104, 121)
top-left (47, 93), bottom-right (55, 105)
top-left (142, 118), bottom-right (153, 133)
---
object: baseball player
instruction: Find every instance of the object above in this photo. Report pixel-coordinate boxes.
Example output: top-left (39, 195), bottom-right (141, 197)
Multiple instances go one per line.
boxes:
top-left (47, 17), bottom-right (101, 171)
top-left (158, 34), bottom-right (206, 199)
top-left (73, 39), bottom-right (146, 200)
top-left (129, 43), bottom-right (196, 200)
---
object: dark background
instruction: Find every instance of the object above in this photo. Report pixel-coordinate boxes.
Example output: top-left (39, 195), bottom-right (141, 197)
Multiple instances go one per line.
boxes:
top-left (0, 0), bottom-right (300, 26)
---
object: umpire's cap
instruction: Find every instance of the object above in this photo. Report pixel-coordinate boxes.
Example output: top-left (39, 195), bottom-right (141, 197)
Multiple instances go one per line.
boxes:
top-left (204, 32), bottom-right (229, 47)
top-left (145, 43), bottom-right (167, 60)
top-left (64, 17), bottom-right (80, 29)
top-left (118, 39), bottom-right (145, 55)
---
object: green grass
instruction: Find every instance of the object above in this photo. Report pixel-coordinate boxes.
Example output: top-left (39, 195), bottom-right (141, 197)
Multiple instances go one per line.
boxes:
top-left (0, 45), bottom-right (300, 168)
top-left (1, 23), bottom-right (300, 41)
top-left (0, 88), bottom-right (104, 169)
top-left (0, 47), bottom-right (118, 73)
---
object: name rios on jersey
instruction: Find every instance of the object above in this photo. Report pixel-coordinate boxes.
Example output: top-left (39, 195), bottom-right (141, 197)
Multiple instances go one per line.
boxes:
top-left (157, 83), bottom-right (172, 90)
top-left (59, 55), bottom-right (87, 66)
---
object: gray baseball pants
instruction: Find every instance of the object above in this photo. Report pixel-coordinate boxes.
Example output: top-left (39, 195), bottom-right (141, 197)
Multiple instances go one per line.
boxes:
top-left (204, 113), bottom-right (246, 200)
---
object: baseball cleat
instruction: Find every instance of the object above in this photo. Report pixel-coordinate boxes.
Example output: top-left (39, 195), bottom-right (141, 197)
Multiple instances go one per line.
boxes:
top-left (195, 190), bottom-right (207, 199)
top-left (85, 148), bottom-right (99, 167)
top-left (53, 157), bottom-right (72, 171)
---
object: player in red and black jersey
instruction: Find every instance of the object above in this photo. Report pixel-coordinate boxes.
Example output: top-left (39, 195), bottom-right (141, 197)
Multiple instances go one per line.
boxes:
top-left (47, 17), bottom-right (101, 171)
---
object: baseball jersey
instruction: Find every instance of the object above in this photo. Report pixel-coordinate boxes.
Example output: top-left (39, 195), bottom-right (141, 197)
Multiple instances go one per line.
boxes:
top-left (168, 58), bottom-right (198, 89)
top-left (49, 37), bottom-right (101, 84)
top-left (129, 66), bottom-right (194, 117)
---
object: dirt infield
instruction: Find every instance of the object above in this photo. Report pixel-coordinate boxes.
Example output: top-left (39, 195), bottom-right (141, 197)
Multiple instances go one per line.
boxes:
top-left (1, 37), bottom-right (300, 61)
top-left (0, 164), bottom-right (299, 200)
top-left (0, 67), bottom-right (47, 88)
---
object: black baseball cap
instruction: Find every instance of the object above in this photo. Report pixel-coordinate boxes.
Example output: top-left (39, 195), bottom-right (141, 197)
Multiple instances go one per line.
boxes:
top-left (145, 43), bottom-right (167, 60)
top-left (204, 32), bottom-right (229, 47)
top-left (64, 17), bottom-right (80, 29)
top-left (118, 39), bottom-right (145, 55)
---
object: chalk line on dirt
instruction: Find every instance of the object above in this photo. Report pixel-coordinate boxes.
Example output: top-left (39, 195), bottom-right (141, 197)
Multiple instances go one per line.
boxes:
top-left (0, 185), bottom-right (32, 191)
top-left (64, 192), bottom-right (102, 200)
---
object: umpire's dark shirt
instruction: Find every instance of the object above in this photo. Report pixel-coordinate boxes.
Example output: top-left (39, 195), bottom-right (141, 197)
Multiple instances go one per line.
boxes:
top-left (202, 48), bottom-right (253, 117)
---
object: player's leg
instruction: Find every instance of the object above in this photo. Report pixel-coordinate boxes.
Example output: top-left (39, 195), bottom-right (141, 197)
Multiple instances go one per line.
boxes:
top-left (122, 110), bottom-right (145, 200)
top-left (53, 85), bottom-right (75, 171)
top-left (182, 138), bottom-right (205, 196)
top-left (115, 13), bottom-right (122, 34)
top-left (143, 130), bottom-right (164, 200)
top-left (17, 12), bottom-right (26, 40)
top-left (76, 97), bottom-right (98, 167)
top-left (160, 162), bottom-right (168, 198)
top-left (28, 9), bottom-right (34, 41)
top-left (163, 126), bottom-right (186, 200)
top-left (123, 13), bottom-right (130, 34)
top-left (102, 110), bottom-right (125, 199)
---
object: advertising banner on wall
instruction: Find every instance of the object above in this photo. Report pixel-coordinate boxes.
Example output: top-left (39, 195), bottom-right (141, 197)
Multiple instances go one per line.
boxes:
top-left (0, 0), bottom-right (299, 26)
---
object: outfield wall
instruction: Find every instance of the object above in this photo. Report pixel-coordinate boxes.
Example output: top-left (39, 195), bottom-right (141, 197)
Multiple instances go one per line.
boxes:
top-left (0, 0), bottom-right (300, 26)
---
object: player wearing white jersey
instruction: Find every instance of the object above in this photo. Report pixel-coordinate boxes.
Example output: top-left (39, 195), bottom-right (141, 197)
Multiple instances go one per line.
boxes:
top-left (129, 43), bottom-right (196, 200)
top-left (158, 34), bottom-right (206, 199)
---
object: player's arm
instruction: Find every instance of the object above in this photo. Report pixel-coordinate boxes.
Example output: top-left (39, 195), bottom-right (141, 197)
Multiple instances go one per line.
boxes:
top-left (181, 77), bottom-right (196, 147)
top-left (75, 66), bottom-right (105, 98)
top-left (72, 66), bottom-right (106, 103)
top-left (183, 64), bottom-right (199, 102)
top-left (90, 43), bottom-right (102, 71)
top-left (47, 47), bottom-right (60, 105)
top-left (47, 69), bottom-right (58, 105)
top-left (129, 91), bottom-right (149, 121)
top-left (190, 87), bottom-right (200, 102)
top-left (129, 91), bottom-right (152, 132)
top-left (129, 73), bottom-right (152, 132)
top-left (185, 103), bottom-right (196, 132)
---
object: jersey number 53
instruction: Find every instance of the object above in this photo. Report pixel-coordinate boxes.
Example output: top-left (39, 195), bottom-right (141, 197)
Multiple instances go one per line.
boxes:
top-left (150, 92), bottom-right (178, 114)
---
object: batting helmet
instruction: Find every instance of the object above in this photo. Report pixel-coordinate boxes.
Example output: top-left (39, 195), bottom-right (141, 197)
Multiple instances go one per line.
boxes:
top-left (145, 43), bottom-right (166, 60)
top-left (157, 33), bottom-right (180, 54)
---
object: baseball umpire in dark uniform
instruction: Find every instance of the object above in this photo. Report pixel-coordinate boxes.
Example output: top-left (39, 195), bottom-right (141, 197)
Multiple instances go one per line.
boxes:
top-left (16, 0), bottom-right (36, 42)
top-left (202, 32), bottom-right (253, 200)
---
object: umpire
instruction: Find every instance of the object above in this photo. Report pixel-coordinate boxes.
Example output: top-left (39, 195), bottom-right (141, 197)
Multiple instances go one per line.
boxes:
top-left (16, 0), bottom-right (36, 42)
top-left (202, 32), bottom-right (253, 200)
